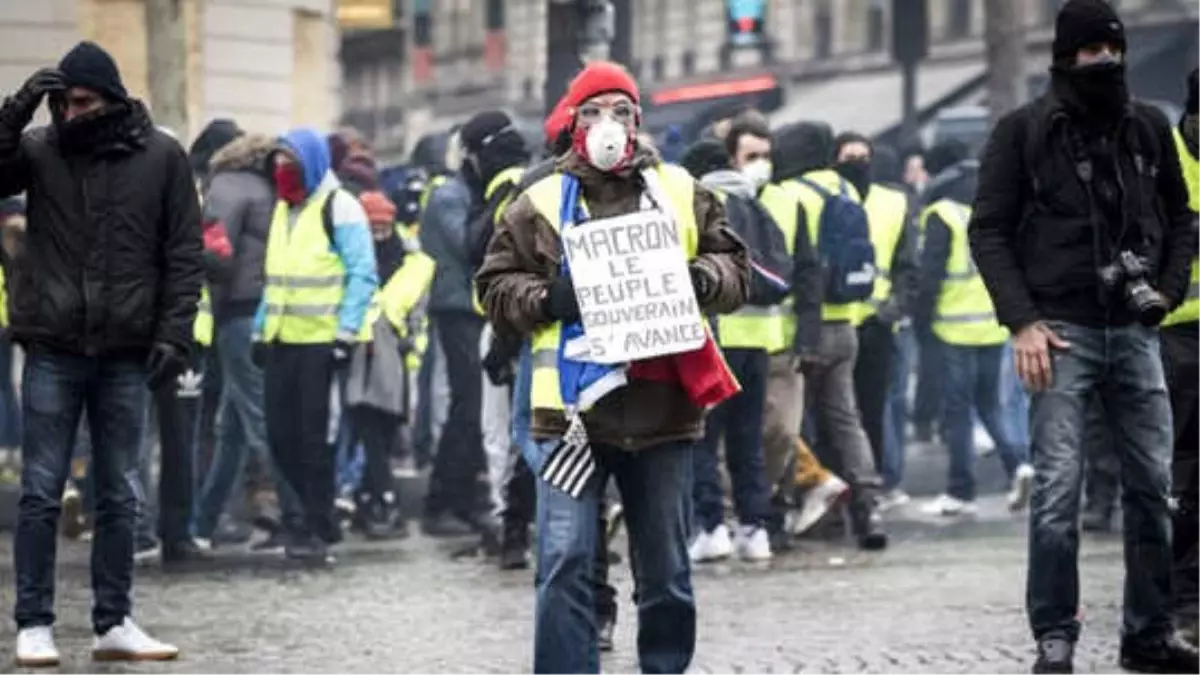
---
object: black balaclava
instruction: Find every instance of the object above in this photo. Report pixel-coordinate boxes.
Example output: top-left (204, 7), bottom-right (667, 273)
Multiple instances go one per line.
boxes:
top-left (1049, 0), bottom-right (1129, 127)
top-left (1182, 68), bottom-right (1198, 158)
top-left (52, 41), bottom-right (135, 154)
top-left (461, 110), bottom-right (528, 196)
top-left (833, 131), bottom-right (874, 198)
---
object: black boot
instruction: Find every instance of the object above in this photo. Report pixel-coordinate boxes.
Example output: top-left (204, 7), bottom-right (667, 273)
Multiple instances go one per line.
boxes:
top-left (849, 501), bottom-right (888, 551)
top-left (364, 492), bottom-right (407, 541)
top-left (1032, 637), bottom-right (1074, 674)
top-left (499, 519), bottom-right (530, 570)
top-left (597, 613), bottom-right (616, 652)
top-left (1119, 633), bottom-right (1200, 674)
top-left (351, 491), bottom-right (372, 534)
top-left (162, 538), bottom-right (214, 567)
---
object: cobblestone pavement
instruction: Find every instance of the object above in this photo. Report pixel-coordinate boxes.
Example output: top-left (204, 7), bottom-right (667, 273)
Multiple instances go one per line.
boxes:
top-left (0, 445), bottom-right (1132, 674)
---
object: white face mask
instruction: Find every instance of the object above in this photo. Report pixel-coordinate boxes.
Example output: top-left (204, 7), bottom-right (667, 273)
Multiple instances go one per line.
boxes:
top-left (584, 118), bottom-right (631, 172)
top-left (741, 159), bottom-right (772, 189)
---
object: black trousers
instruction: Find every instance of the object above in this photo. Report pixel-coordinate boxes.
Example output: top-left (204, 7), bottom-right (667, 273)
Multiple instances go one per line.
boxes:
top-left (426, 311), bottom-right (486, 520)
top-left (353, 406), bottom-right (399, 498)
top-left (854, 317), bottom-right (895, 470)
top-left (265, 344), bottom-right (337, 542)
top-left (1163, 326), bottom-right (1199, 624)
top-left (153, 349), bottom-right (206, 547)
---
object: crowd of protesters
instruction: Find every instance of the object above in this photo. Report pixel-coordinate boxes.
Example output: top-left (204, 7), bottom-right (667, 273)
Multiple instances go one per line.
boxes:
top-left (0, 1), bottom-right (1195, 673)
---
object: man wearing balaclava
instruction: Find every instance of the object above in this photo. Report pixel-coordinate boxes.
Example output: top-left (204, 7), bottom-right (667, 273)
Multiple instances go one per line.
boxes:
top-left (968, 1), bottom-right (1198, 672)
top-left (1163, 67), bottom-right (1200, 648)
top-left (0, 41), bottom-right (203, 665)
top-left (476, 60), bottom-right (749, 673)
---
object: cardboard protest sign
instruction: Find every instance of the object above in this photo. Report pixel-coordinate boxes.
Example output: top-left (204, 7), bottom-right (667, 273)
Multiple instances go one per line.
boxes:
top-left (562, 209), bottom-right (705, 364)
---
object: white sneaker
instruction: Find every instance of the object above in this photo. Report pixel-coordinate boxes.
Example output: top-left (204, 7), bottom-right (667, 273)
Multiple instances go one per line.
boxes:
top-left (877, 488), bottom-right (911, 512)
top-left (1008, 463), bottom-right (1035, 512)
top-left (92, 617), bottom-right (179, 662)
top-left (922, 494), bottom-right (978, 517)
top-left (15, 626), bottom-right (59, 667)
top-left (789, 475), bottom-right (850, 535)
top-left (688, 524), bottom-right (733, 563)
top-left (134, 542), bottom-right (161, 565)
top-left (734, 525), bottom-right (772, 561)
top-left (192, 537), bottom-right (213, 552)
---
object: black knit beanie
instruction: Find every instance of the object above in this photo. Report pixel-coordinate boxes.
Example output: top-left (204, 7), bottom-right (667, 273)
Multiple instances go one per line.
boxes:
top-left (1052, 0), bottom-right (1126, 65)
top-left (460, 110), bottom-right (514, 155)
top-left (58, 41), bottom-right (128, 101)
top-left (189, 119), bottom-right (243, 174)
top-left (680, 139), bottom-right (731, 179)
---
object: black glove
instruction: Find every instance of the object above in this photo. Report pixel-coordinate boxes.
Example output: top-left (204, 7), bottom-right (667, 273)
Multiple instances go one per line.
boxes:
top-left (332, 339), bottom-right (355, 367)
top-left (542, 276), bottom-right (581, 324)
top-left (145, 342), bottom-right (186, 391)
top-left (483, 331), bottom-right (521, 387)
top-left (2, 68), bottom-right (64, 128)
top-left (689, 264), bottom-right (715, 302)
top-left (251, 342), bottom-right (269, 369)
top-left (790, 352), bottom-right (828, 376)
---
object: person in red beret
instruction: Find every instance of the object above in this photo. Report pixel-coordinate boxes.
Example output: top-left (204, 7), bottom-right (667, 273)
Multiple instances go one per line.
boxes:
top-left (476, 60), bottom-right (750, 673)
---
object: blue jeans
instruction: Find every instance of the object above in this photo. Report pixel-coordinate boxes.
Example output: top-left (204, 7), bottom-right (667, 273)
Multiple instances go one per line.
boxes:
top-left (534, 439), bottom-right (696, 674)
top-left (1026, 322), bottom-right (1174, 643)
top-left (694, 347), bottom-right (770, 530)
top-left (941, 342), bottom-right (1028, 501)
top-left (913, 325), bottom-right (945, 432)
top-left (512, 343), bottom-right (536, 469)
top-left (14, 349), bottom-right (147, 634)
top-left (0, 335), bottom-right (21, 447)
top-left (1001, 344), bottom-right (1030, 446)
top-left (881, 326), bottom-right (915, 491)
top-left (192, 317), bottom-right (300, 538)
top-left (334, 368), bottom-right (364, 497)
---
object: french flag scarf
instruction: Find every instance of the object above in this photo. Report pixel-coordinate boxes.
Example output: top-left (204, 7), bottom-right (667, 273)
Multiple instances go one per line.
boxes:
top-left (539, 171), bottom-right (741, 498)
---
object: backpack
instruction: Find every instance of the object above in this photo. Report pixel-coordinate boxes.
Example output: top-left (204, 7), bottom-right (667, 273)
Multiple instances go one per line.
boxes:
top-left (721, 193), bottom-right (793, 306)
top-left (796, 177), bottom-right (876, 304)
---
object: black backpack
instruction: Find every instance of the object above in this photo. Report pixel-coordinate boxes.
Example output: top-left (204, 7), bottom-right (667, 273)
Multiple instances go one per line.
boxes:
top-left (722, 192), bottom-right (793, 306)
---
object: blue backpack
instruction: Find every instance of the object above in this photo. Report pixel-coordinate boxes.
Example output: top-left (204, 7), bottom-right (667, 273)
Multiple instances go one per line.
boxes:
top-left (796, 177), bottom-right (876, 304)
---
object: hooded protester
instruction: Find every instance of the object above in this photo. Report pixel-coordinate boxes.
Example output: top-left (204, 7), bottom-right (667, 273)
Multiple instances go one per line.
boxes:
top-left (188, 118), bottom-right (242, 183)
top-left (0, 40), bottom-right (202, 665)
top-left (968, 1), bottom-right (1198, 671)
top-left (189, 129), bottom-right (304, 553)
top-left (768, 121), bottom-right (889, 551)
top-left (252, 127), bottom-right (378, 564)
top-left (329, 128), bottom-right (379, 195)
top-left (475, 60), bottom-right (749, 673)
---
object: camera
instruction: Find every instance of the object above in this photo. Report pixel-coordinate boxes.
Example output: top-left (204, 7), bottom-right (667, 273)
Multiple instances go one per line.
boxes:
top-left (1097, 250), bottom-right (1168, 326)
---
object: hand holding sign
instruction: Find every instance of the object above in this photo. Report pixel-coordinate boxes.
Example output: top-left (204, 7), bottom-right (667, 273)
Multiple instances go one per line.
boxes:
top-left (561, 209), bottom-right (706, 364)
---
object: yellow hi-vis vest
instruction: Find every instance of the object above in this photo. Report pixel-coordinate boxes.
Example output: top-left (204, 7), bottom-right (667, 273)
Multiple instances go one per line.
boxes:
top-left (472, 166), bottom-right (526, 316)
top-left (712, 190), bottom-right (786, 352)
top-left (0, 266), bottom-right (8, 329)
top-left (525, 164), bottom-right (700, 411)
top-left (782, 169), bottom-right (864, 325)
top-left (758, 182), bottom-right (802, 352)
top-left (260, 190), bottom-right (345, 344)
top-left (924, 199), bottom-right (1008, 346)
top-left (856, 184), bottom-right (908, 324)
top-left (357, 235), bottom-right (436, 345)
top-left (193, 286), bottom-right (213, 347)
top-left (1163, 127), bottom-right (1199, 327)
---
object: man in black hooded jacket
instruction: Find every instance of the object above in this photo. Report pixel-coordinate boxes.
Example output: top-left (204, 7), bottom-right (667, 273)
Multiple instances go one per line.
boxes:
top-left (0, 41), bottom-right (201, 665)
top-left (968, 2), bottom-right (1197, 672)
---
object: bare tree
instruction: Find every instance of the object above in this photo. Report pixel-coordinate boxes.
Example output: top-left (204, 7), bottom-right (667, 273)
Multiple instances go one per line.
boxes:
top-left (983, 0), bottom-right (1027, 123)
top-left (145, 0), bottom-right (188, 137)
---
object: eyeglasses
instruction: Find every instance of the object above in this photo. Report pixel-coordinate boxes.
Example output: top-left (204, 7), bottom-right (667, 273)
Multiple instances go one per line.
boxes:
top-left (577, 102), bottom-right (637, 124)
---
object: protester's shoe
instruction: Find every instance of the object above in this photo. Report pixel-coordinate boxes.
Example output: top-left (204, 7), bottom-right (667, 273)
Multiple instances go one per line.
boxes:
top-left (162, 538), bottom-right (214, 566)
top-left (421, 512), bottom-right (475, 538)
top-left (849, 502), bottom-right (888, 551)
top-left (1081, 506), bottom-right (1114, 533)
top-left (92, 618), bottom-right (179, 662)
top-left (689, 524), bottom-right (733, 563)
top-left (285, 537), bottom-right (333, 566)
top-left (15, 626), bottom-right (59, 667)
top-left (499, 521), bottom-right (531, 571)
top-left (249, 530), bottom-right (287, 554)
top-left (790, 475), bottom-right (850, 535)
top-left (1032, 637), bottom-right (1074, 674)
top-left (134, 539), bottom-right (162, 566)
top-left (734, 526), bottom-right (773, 562)
top-left (922, 494), bottom-right (978, 517)
top-left (60, 484), bottom-right (86, 540)
top-left (363, 492), bottom-right (405, 541)
top-left (1119, 633), bottom-right (1200, 673)
top-left (597, 615), bottom-right (616, 653)
top-left (876, 488), bottom-right (911, 512)
top-left (1008, 464), bottom-right (1036, 512)
top-left (212, 517), bottom-right (254, 546)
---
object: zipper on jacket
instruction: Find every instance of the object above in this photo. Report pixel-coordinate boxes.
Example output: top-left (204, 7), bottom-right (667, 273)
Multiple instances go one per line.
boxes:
top-left (80, 173), bottom-right (95, 356)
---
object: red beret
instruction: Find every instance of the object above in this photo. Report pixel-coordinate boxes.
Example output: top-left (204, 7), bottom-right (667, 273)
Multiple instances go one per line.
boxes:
top-left (544, 95), bottom-right (573, 144)
top-left (566, 61), bottom-right (640, 109)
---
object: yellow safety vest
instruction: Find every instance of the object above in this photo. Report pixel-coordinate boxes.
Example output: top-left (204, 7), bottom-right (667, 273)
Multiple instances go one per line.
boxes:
top-left (419, 174), bottom-right (449, 213)
top-left (0, 266), bottom-right (8, 329)
top-left (712, 190), bottom-right (786, 352)
top-left (856, 184), bottom-right (908, 324)
top-left (757, 182), bottom-right (802, 352)
top-left (526, 164), bottom-right (700, 411)
top-left (193, 286), bottom-right (213, 347)
top-left (924, 199), bottom-right (1008, 346)
top-left (782, 169), bottom-right (865, 324)
top-left (1163, 128), bottom-right (1199, 327)
top-left (260, 190), bottom-right (345, 344)
top-left (473, 166), bottom-right (526, 316)
top-left (357, 234), bottom-right (436, 344)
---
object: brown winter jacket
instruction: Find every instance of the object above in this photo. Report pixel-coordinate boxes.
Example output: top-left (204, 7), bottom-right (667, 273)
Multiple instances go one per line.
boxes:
top-left (475, 146), bottom-right (749, 451)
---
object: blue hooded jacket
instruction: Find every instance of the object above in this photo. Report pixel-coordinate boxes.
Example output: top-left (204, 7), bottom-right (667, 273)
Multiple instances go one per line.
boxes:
top-left (253, 127), bottom-right (379, 342)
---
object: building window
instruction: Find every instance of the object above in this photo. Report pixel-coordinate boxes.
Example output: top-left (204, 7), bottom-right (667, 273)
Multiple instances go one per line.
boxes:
top-left (652, 55), bottom-right (665, 81)
top-left (867, 1), bottom-right (885, 52)
top-left (947, 0), bottom-right (972, 40)
top-left (485, 0), bottom-right (504, 29)
top-left (814, 3), bottom-right (832, 60)
top-left (681, 50), bottom-right (695, 76)
top-left (522, 77), bottom-right (534, 100)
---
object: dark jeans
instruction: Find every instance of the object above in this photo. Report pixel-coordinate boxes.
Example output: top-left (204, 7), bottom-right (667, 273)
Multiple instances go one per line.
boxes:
top-left (1083, 394), bottom-right (1121, 517)
top-left (151, 350), bottom-right (205, 547)
top-left (534, 440), bottom-right (695, 674)
top-left (352, 406), bottom-right (399, 498)
top-left (913, 324), bottom-right (944, 433)
top-left (1163, 326), bottom-right (1199, 625)
top-left (941, 343), bottom-right (1028, 501)
top-left (0, 335), bottom-right (21, 447)
top-left (882, 326), bottom-right (915, 491)
top-left (14, 348), bottom-right (147, 634)
top-left (265, 344), bottom-right (337, 543)
top-left (1026, 322), bottom-right (1174, 643)
top-left (413, 321), bottom-right (439, 467)
top-left (854, 317), bottom-right (895, 471)
top-left (694, 347), bottom-right (770, 531)
top-left (425, 311), bottom-right (485, 521)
